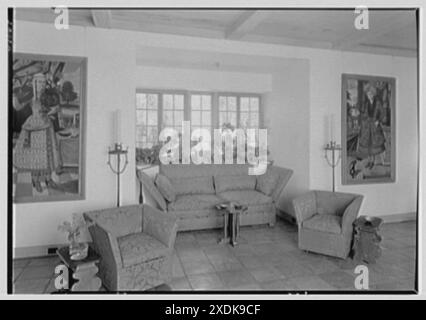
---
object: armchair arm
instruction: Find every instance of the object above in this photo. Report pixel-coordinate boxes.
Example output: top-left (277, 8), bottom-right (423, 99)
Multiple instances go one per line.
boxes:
top-left (292, 191), bottom-right (317, 226)
top-left (142, 204), bottom-right (178, 249)
top-left (341, 195), bottom-right (364, 235)
top-left (84, 214), bottom-right (123, 269)
top-left (271, 167), bottom-right (294, 204)
top-left (137, 171), bottom-right (167, 211)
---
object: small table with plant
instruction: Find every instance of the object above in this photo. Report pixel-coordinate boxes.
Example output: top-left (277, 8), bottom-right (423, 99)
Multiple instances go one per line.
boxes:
top-left (57, 214), bottom-right (101, 292)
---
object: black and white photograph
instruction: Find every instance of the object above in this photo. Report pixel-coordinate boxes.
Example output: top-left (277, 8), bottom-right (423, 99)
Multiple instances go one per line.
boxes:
top-left (1, 0), bottom-right (424, 306)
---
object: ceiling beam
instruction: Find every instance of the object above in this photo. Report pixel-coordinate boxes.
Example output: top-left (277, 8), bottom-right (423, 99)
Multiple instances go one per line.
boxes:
top-left (225, 10), bottom-right (269, 40)
top-left (91, 10), bottom-right (112, 28)
top-left (332, 14), bottom-right (414, 50)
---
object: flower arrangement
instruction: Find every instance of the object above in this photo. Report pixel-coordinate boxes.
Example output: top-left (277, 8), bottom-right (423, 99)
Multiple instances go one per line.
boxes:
top-left (58, 214), bottom-right (92, 259)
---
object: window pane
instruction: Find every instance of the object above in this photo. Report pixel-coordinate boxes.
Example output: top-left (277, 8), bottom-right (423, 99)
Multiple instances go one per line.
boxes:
top-left (147, 126), bottom-right (158, 143)
top-left (163, 110), bottom-right (173, 126)
top-left (192, 111), bottom-right (200, 125)
top-left (240, 112), bottom-right (249, 128)
top-left (147, 110), bottom-right (157, 126)
top-left (174, 110), bottom-right (184, 126)
top-left (202, 111), bottom-right (211, 126)
top-left (219, 112), bottom-right (227, 126)
top-left (228, 97), bottom-right (237, 111)
top-left (201, 95), bottom-right (211, 110)
top-left (175, 95), bottom-right (184, 109)
top-left (229, 112), bottom-right (237, 126)
top-left (250, 97), bottom-right (259, 112)
top-left (219, 96), bottom-right (226, 111)
top-left (136, 110), bottom-right (146, 126)
top-left (147, 94), bottom-right (158, 109)
top-left (191, 95), bottom-right (201, 110)
top-left (136, 94), bottom-right (147, 109)
top-left (136, 126), bottom-right (146, 140)
top-left (163, 94), bottom-right (173, 109)
top-left (240, 97), bottom-right (249, 112)
top-left (250, 113), bottom-right (259, 127)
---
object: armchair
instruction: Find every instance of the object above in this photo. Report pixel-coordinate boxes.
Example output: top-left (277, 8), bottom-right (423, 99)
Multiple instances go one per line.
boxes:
top-left (293, 190), bottom-right (363, 259)
top-left (83, 204), bottom-right (178, 291)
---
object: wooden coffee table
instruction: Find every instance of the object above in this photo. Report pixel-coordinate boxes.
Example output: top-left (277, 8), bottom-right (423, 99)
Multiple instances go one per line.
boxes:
top-left (56, 246), bottom-right (102, 292)
top-left (216, 202), bottom-right (247, 246)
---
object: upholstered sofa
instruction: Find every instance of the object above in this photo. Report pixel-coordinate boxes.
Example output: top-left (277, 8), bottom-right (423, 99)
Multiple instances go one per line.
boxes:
top-left (83, 204), bottom-right (178, 291)
top-left (138, 164), bottom-right (293, 231)
top-left (293, 190), bottom-right (364, 259)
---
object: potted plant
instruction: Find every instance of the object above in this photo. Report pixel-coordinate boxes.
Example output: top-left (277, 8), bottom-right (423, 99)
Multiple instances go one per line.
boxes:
top-left (58, 214), bottom-right (91, 260)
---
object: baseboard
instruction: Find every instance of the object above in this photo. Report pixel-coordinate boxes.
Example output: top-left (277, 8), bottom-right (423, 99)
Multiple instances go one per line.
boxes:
top-left (14, 243), bottom-right (67, 259)
top-left (378, 212), bottom-right (417, 224)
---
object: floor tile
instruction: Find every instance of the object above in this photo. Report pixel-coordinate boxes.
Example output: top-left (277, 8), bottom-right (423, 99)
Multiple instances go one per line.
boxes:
top-left (318, 270), bottom-right (356, 290)
top-left (247, 265), bottom-right (284, 283)
top-left (217, 269), bottom-right (257, 289)
top-left (168, 277), bottom-right (192, 290)
top-left (187, 273), bottom-right (224, 290)
top-left (288, 275), bottom-right (336, 290)
top-left (14, 278), bottom-right (51, 294)
top-left (18, 265), bottom-right (55, 280)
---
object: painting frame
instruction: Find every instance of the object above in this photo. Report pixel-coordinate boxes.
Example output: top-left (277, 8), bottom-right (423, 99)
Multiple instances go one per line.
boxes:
top-left (12, 53), bottom-right (87, 203)
top-left (341, 73), bottom-right (396, 185)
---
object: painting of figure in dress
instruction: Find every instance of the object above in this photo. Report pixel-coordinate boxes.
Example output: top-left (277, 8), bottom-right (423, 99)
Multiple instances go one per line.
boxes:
top-left (342, 74), bottom-right (395, 184)
top-left (12, 53), bottom-right (86, 202)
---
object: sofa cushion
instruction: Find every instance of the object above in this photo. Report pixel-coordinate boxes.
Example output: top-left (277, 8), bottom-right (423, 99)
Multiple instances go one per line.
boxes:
top-left (118, 233), bottom-right (169, 267)
top-left (218, 190), bottom-right (272, 206)
top-left (170, 176), bottom-right (215, 196)
top-left (315, 191), bottom-right (356, 216)
top-left (302, 214), bottom-right (342, 234)
top-left (155, 174), bottom-right (176, 202)
top-left (256, 169), bottom-right (280, 196)
top-left (214, 175), bottom-right (257, 193)
top-left (168, 194), bottom-right (223, 211)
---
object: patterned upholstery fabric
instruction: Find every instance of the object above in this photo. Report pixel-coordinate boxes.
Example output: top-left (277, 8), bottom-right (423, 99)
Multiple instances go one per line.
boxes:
top-left (118, 233), bottom-right (169, 267)
top-left (256, 168), bottom-right (280, 196)
top-left (218, 190), bottom-right (272, 206)
top-left (214, 175), bottom-right (257, 193)
top-left (168, 194), bottom-right (223, 211)
top-left (302, 214), bottom-right (342, 234)
top-left (155, 174), bottom-right (176, 202)
top-left (293, 191), bottom-right (364, 258)
top-left (170, 176), bottom-right (215, 195)
top-left (83, 204), bottom-right (178, 291)
top-left (84, 205), bottom-right (142, 238)
top-left (139, 164), bottom-right (293, 231)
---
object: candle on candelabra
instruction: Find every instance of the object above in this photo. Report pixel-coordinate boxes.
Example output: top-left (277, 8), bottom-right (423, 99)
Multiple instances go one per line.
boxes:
top-left (113, 109), bottom-right (122, 143)
top-left (330, 114), bottom-right (335, 142)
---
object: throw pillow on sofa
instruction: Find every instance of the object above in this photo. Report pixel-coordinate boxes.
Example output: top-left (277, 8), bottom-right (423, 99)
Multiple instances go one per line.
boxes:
top-left (256, 169), bottom-right (280, 196)
top-left (155, 174), bottom-right (176, 202)
top-left (214, 175), bottom-right (257, 193)
top-left (170, 176), bottom-right (215, 196)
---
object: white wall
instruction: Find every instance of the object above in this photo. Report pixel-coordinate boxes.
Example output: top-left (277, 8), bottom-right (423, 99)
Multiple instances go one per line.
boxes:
top-left (13, 20), bottom-right (417, 254)
top-left (14, 22), bottom-right (138, 250)
top-left (309, 51), bottom-right (418, 218)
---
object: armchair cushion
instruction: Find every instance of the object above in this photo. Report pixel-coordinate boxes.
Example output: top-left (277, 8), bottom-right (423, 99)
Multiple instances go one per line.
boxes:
top-left (302, 214), bottom-right (342, 234)
top-left (168, 194), bottom-right (223, 211)
top-left (218, 190), bottom-right (272, 206)
top-left (256, 169), bottom-right (280, 196)
top-left (214, 175), bottom-right (257, 193)
top-left (118, 233), bottom-right (169, 268)
top-left (155, 174), bottom-right (176, 202)
top-left (170, 176), bottom-right (215, 196)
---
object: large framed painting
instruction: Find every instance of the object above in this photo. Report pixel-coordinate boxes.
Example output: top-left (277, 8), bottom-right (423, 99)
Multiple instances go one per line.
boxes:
top-left (12, 53), bottom-right (86, 202)
top-left (342, 74), bottom-right (396, 185)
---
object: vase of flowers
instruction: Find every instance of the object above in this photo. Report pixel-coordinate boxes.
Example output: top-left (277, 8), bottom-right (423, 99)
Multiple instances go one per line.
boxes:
top-left (58, 214), bottom-right (91, 260)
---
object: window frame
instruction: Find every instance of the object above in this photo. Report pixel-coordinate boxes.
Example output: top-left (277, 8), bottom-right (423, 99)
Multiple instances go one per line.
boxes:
top-left (135, 89), bottom-right (263, 149)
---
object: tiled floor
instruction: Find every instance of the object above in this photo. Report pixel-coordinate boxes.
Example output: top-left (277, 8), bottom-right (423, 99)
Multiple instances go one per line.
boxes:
top-left (12, 218), bottom-right (416, 293)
